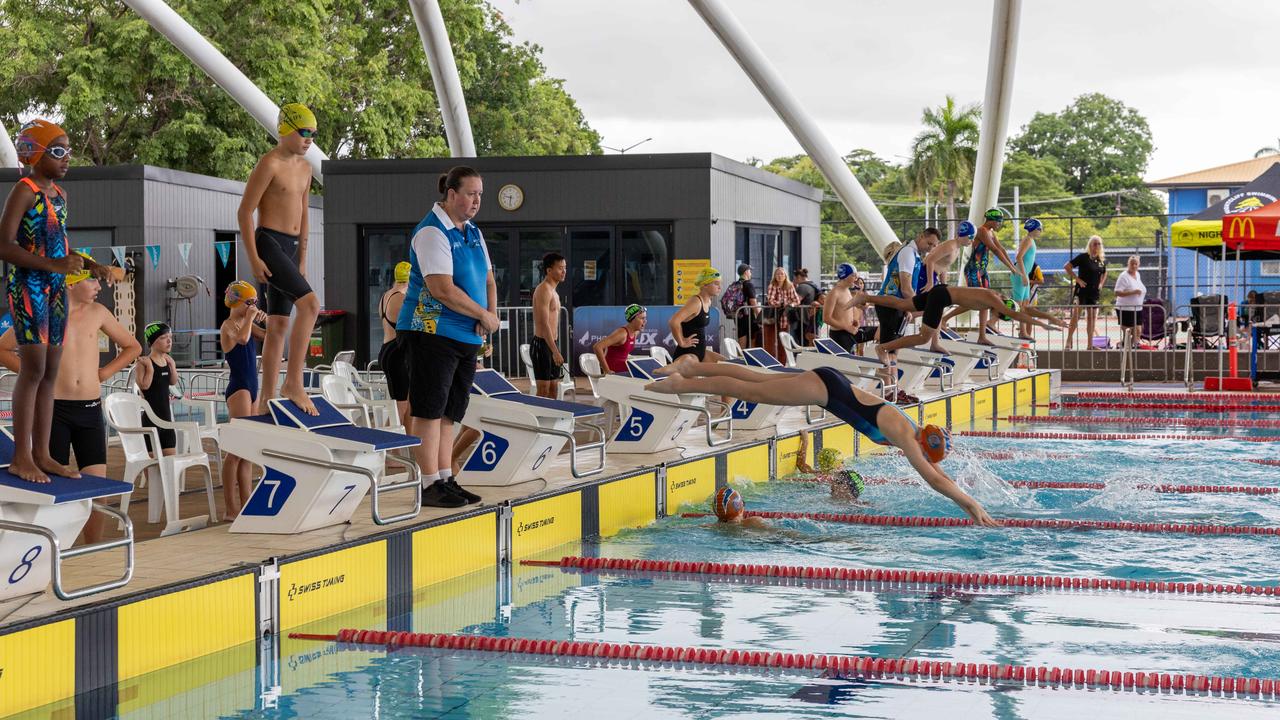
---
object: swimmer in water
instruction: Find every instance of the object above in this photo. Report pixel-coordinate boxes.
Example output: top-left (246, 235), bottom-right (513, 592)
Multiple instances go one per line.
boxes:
top-left (712, 487), bottom-right (770, 529)
top-left (652, 354), bottom-right (999, 526)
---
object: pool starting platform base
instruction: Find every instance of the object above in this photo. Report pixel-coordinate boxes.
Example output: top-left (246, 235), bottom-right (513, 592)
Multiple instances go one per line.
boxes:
top-left (222, 395), bottom-right (422, 534)
top-left (0, 434), bottom-right (134, 601)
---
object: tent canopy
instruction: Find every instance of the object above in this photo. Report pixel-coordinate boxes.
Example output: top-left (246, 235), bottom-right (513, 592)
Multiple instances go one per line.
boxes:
top-left (1172, 162), bottom-right (1280, 257)
top-left (1222, 197), bottom-right (1280, 257)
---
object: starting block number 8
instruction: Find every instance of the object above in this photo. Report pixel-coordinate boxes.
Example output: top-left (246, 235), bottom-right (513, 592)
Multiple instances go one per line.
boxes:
top-left (8, 545), bottom-right (41, 585)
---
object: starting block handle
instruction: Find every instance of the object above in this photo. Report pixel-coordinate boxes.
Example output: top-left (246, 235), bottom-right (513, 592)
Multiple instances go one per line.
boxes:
top-left (805, 405), bottom-right (827, 425)
top-left (0, 503), bottom-right (135, 601)
top-left (259, 449), bottom-right (421, 526)
top-left (635, 395), bottom-right (734, 447)
top-left (480, 416), bottom-right (608, 479)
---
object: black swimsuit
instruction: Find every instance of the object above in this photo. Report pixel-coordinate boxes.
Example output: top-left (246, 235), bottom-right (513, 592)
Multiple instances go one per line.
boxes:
top-left (672, 298), bottom-right (709, 361)
top-left (378, 290), bottom-right (409, 401)
top-left (141, 358), bottom-right (176, 451)
top-left (813, 366), bottom-right (895, 445)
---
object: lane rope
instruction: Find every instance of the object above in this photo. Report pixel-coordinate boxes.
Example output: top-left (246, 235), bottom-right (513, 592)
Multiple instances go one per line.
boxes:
top-left (1007, 415), bottom-right (1280, 429)
top-left (1072, 391), bottom-right (1280, 402)
top-left (523, 555), bottom-right (1280, 598)
top-left (679, 510), bottom-right (1280, 536)
top-left (956, 430), bottom-right (1280, 443)
top-left (287, 629), bottom-right (1280, 698)
top-left (788, 475), bottom-right (1278, 495)
top-left (1053, 401), bottom-right (1280, 412)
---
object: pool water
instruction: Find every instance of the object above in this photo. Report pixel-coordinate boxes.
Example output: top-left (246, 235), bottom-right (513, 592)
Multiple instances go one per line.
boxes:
top-left (43, 408), bottom-right (1280, 719)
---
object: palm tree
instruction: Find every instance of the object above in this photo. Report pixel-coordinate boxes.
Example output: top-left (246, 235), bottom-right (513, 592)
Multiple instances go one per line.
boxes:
top-left (1255, 140), bottom-right (1280, 158)
top-left (909, 96), bottom-right (981, 235)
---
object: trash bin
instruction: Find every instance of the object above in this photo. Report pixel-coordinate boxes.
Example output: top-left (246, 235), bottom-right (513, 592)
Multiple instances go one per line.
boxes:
top-left (308, 310), bottom-right (347, 368)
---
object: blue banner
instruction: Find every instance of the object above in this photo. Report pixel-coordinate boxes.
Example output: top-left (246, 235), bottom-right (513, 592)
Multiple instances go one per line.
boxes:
top-left (146, 245), bottom-right (161, 270)
top-left (215, 240), bottom-right (232, 268)
top-left (572, 305), bottom-right (721, 369)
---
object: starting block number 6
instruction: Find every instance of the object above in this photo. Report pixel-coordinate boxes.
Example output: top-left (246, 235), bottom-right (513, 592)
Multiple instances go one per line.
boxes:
top-left (481, 441), bottom-right (499, 466)
top-left (8, 545), bottom-right (41, 585)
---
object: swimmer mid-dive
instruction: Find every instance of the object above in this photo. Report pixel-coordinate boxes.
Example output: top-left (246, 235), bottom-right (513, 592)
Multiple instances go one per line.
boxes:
top-left (652, 355), bottom-right (998, 526)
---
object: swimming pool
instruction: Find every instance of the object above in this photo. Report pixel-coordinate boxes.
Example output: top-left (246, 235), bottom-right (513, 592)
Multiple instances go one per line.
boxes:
top-left (74, 399), bottom-right (1280, 720)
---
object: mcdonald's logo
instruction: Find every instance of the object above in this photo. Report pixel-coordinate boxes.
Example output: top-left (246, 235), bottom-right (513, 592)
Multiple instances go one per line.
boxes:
top-left (1229, 216), bottom-right (1256, 239)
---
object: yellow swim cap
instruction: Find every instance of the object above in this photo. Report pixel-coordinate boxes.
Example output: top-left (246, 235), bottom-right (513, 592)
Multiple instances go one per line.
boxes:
top-left (224, 280), bottom-right (258, 308)
top-left (65, 251), bottom-right (95, 286)
top-left (695, 267), bottom-right (722, 288)
top-left (278, 103), bottom-right (317, 136)
top-left (394, 261), bottom-right (412, 284)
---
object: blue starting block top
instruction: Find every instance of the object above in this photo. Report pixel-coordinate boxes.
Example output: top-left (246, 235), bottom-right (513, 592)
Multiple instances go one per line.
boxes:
top-left (743, 347), bottom-right (785, 369)
top-left (313, 424), bottom-right (419, 451)
top-left (814, 338), bottom-right (850, 357)
top-left (0, 436), bottom-right (131, 504)
top-left (269, 396), bottom-right (352, 430)
top-left (470, 369), bottom-right (602, 417)
top-left (626, 357), bottom-right (664, 380)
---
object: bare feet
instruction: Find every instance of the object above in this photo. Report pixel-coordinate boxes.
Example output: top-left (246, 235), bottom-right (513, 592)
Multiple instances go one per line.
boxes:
top-left (655, 353), bottom-right (696, 377)
top-left (282, 383), bottom-right (320, 415)
top-left (929, 344), bottom-right (946, 354)
top-left (8, 455), bottom-right (50, 483)
top-left (646, 373), bottom-right (685, 394)
top-left (34, 454), bottom-right (79, 479)
top-left (975, 336), bottom-right (995, 346)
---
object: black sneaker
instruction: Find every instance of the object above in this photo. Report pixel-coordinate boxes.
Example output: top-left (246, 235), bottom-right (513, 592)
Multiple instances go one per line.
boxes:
top-left (421, 481), bottom-right (466, 508)
top-left (444, 478), bottom-right (481, 504)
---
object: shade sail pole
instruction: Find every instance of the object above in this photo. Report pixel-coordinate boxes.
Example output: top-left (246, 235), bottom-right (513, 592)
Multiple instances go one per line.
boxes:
top-left (686, 0), bottom-right (898, 257)
top-left (968, 0), bottom-right (1022, 224)
top-left (408, 0), bottom-right (476, 157)
top-left (123, 0), bottom-right (330, 183)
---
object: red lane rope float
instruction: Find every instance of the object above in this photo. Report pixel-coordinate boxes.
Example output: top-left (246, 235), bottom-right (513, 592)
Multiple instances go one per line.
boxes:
top-left (1072, 391), bottom-right (1280, 402)
top-left (1054, 401), bottom-right (1280, 412)
top-left (288, 629), bottom-right (1280, 698)
top-left (956, 430), bottom-right (1280, 443)
top-left (1008, 415), bottom-right (1280, 429)
top-left (1009, 480), bottom-right (1280, 495)
top-left (1248, 459), bottom-right (1280, 467)
top-left (524, 555), bottom-right (1280, 598)
top-left (680, 510), bottom-right (1280, 536)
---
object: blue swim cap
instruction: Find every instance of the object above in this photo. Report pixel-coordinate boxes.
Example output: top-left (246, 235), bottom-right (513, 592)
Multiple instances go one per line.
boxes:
top-left (957, 221), bottom-right (976, 238)
top-left (836, 263), bottom-right (856, 280)
top-left (1024, 218), bottom-right (1043, 233)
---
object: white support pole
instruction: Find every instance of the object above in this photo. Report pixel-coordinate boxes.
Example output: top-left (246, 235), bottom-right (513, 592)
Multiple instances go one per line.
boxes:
top-left (122, 0), bottom-right (329, 183)
top-left (408, 0), bottom-right (476, 158)
top-left (0, 119), bottom-right (18, 169)
top-left (967, 0), bottom-right (1022, 225)
top-left (1013, 185), bottom-right (1021, 242)
top-left (686, 0), bottom-right (898, 257)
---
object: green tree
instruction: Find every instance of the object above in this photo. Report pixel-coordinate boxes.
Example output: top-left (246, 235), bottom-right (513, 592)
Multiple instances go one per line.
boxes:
top-left (0, 0), bottom-right (600, 181)
top-left (1010, 93), bottom-right (1161, 217)
top-left (908, 95), bottom-right (980, 234)
top-left (999, 151), bottom-right (1082, 218)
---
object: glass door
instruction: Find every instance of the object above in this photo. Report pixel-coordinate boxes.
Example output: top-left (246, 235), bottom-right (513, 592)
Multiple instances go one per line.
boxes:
top-left (618, 227), bottom-right (671, 305)
top-left (361, 229), bottom-right (411, 364)
top-left (568, 227), bottom-right (613, 308)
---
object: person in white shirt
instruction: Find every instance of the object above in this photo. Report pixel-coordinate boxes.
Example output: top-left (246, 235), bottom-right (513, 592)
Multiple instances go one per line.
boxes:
top-left (1113, 255), bottom-right (1146, 348)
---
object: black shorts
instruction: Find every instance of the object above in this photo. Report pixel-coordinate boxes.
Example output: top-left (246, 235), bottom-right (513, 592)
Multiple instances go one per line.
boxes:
top-left (378, 338), bottom-right (409, 402)
top-left (736, 315), bottom-right (759, 341)
top-left (672, 343), bottom-right (705, 362)
top-left (142, 418), bottom-right (177, 453)
top-left (829, 327), bottom-right (878, 353)
top-left (50, 398), bottom-right (107, 468)
top-left (911, 285), bottom-right (951, 330)
top-left (1117, 308), bottom-right (1140, 328)
top-left (401, 331), bottom-right (480, 422)
top-left (256, 228), bottom-right (314, 316)
top-left (1074, 286), bottom-right (1100, 306)
top-left (529, 336), bottom-right (563, 381)
top-left (876, 306), bottom-right (906, 344)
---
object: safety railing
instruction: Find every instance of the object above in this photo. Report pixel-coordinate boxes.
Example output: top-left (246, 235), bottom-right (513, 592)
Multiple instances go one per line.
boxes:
top-left (260, 448), bottom-right (421, 526)
top-left (477, 416), bottom-right (607, 478)
top-left (0, 503), bottom-right (135, 601)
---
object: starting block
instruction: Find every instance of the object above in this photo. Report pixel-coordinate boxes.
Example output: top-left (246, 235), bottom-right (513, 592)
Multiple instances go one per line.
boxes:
top-left (795, 339), bottom-right (894, 398)
top-left (936, 330), bottom-right (999, 384)
top-left (734, 348), bottom-right (825, 427)
top-left (893, 347), bottom-right (952, 394)
top-left (596, 357), bottom-right (733, 453)
top-left (460, 369), bottom-right (606, 486)
top-left (220, 396), bottom-right (422, 534)
top-left (964, 329), bottom-right (1034, 376)
top-left (0, 434), bottom-right (133, 601)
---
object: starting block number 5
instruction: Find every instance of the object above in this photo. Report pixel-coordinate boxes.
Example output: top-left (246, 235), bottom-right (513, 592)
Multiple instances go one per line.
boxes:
top-left (7, 545), bottom-right (40, 585)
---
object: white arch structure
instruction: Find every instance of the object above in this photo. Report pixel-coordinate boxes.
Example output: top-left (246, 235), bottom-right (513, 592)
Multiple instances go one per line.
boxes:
top-left (0, 120), bottom-right (18, 168)
top-left (409, 0), bottom-right (476, 157)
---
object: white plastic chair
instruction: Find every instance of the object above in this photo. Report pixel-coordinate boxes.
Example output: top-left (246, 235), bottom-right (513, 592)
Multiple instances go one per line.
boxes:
top-left (778, 332), bottom-right (801, 367)
top-left (648, 346), bottom-right (672, 366)
top-left (721, 337), bottom-right (745, 361)
top-left (578, 352), bottom-right (604, 399)
top-left (321, 374), bottom-right (401, 431)
top-left (519, 343), bottom-right (537, 393)
top-left (518, 343), bottom-right (575, 400)
top-left (104, 393), bottom-right (217, 536)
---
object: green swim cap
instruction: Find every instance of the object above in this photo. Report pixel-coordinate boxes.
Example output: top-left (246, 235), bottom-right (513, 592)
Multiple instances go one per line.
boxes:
top-left (624, 304), bottom-right (646, 322)
top-left (984, 208), bottom-right (1004, 223)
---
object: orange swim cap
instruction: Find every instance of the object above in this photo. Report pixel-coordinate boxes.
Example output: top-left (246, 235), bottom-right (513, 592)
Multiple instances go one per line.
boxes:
top-left (713, 486), bottom-right (744, 522)
top-left (15, 119), bottom-right (67, 166)
top-left (918, 424), bottom-right (951, 463)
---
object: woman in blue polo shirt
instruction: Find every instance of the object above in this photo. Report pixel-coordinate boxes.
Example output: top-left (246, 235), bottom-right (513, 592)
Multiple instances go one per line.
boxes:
top-left (397, 166), bottom-right (500, 508)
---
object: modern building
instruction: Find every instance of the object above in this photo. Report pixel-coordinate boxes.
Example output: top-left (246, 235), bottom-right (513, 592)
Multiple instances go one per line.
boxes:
top-left (1149, 155), bottom-right (1280, 308)
top-left (0, 165), bottom-right (325, 359)
top-left (321, 153), bottom-right (823, 365)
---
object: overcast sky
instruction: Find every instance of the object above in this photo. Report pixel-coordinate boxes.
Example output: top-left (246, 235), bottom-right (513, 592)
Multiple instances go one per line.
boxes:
top-left (490, 0), bottom-right (1280, 185)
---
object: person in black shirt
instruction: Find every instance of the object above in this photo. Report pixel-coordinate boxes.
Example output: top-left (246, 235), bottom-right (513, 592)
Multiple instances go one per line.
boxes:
top-left (1063, 235), bottom-right (1107, 350)
top-left (734, 263), bottom-right (761, 348)
top-left (793, 268), bottom-right (818, 344)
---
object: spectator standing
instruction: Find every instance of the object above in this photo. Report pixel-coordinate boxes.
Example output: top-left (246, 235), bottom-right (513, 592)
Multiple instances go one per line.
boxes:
top-left (792, 268), bottom-right (819, 343)
top-left (396, 166), bottom-right (495, 508)
top-left (1114, 255), bottom-right (1146, 348)
top-left (1064, 235), bottom-right (1108, 350)
top-left (723, 263), bottom-right (760, 348)
top-left (764, 267), bottom-right (800, 361)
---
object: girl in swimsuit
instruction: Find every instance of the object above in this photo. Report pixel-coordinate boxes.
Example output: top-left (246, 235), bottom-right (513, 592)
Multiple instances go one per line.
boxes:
top-left (669, 267), bottom-right (725, 362)
top-left (649, 354), bottom-right (998, 527)
top-left (219, 280), bottom-right (267, 519)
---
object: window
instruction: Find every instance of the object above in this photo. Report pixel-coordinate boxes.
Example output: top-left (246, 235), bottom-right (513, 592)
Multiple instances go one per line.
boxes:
top-left (1261, 260), bottom-right (1280, 277)
top-left (735, 224), bottom-right (799, 283)
top-left (619, 227), bottom-right (670, 306)
top-left (361, 229), bottom-right (412, 363)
